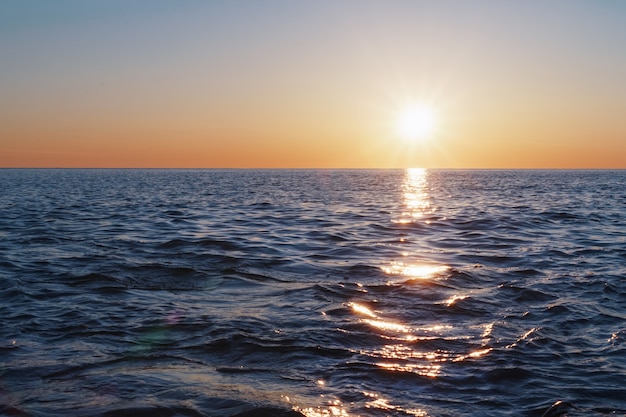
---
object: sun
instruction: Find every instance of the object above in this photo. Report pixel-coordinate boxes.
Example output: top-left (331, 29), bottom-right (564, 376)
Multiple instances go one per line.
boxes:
top-left (395, 105), bottom-right (437, 141)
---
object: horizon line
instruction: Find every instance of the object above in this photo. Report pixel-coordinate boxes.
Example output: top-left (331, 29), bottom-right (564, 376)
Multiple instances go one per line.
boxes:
top-left (1, 167), bottom-right (625, 171)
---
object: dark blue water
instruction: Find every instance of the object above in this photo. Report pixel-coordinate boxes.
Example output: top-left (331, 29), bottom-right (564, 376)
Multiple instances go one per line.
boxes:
top-left (1, 169), bottom-right (625, 417)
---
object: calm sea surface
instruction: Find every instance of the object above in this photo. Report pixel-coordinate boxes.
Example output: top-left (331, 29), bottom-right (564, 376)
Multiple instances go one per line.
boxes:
top-left (1, 169), bottom-right (625, 417)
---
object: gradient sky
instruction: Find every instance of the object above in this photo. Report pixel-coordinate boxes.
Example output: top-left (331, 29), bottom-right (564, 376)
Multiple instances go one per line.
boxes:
top-left (2, 0), bottom-right (625, 168)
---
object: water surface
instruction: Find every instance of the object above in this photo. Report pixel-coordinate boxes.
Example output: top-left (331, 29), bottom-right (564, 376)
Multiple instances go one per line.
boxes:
top-left (1, 169), bottom-right (625, 417)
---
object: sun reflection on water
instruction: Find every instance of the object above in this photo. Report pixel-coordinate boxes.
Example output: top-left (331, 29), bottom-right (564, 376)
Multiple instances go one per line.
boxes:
top-left (349, 302), bottom-right (377, 318)
top-left (348, 300), bottom-right (450, 377)
top-left (334, 167), bottom-right (495, 405)
top-left (393, 168), bottom-right (434, 224)
top-left (373, 344), bottom-right (448, 378)
top-left (364, 391), bottom-right (429, 417)
top-left (381, 262), bottom-right (449, 280)
top-left (349, 291), bottom-right (494, 378)
top-left (294, 400), bottom-right (350, 417)
top-left (386, 168), bottom-right (449, 282)
top-left (364, 318), bottom-right (412, 334)
top-left (452, 347), bottom-right (493, 362)
top-left (444, 294), bottom-right (467, 306)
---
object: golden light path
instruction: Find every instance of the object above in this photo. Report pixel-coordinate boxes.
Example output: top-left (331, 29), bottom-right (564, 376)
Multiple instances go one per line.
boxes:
top-left (381, 262), bottom-right (449, 280)
top-left (393, 167), bottom-right (434, 224)
top-left (349, 301), bottom-right (450, 378)
top-left (295, 168), bottom-right (498, 417)
top-left (363, 391), bottom-right (429, 417)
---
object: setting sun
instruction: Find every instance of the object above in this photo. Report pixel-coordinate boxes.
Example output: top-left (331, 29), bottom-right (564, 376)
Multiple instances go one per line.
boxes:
top-left (395, 105), bottom-right (438, 141)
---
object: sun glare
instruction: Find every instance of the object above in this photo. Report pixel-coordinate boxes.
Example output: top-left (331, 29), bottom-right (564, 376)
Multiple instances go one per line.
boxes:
top-left (396, 105), bottom-right (437, 141)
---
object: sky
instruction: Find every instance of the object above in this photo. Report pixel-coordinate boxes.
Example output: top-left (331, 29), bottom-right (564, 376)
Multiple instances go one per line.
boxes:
top-left (1, 0), bottom-right (625, 168)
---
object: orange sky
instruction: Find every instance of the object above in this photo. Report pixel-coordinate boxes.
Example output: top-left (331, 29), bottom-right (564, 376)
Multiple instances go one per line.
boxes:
top-left (1, 1), bottom-right (625, 168)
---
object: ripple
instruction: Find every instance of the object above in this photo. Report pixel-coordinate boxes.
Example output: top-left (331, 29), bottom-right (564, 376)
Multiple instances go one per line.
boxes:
top-left (1, 169), bottom-right (625, 416)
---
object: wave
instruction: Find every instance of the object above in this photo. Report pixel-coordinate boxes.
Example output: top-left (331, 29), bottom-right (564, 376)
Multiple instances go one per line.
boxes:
top-left (2, 169), bottom-right (626, 416)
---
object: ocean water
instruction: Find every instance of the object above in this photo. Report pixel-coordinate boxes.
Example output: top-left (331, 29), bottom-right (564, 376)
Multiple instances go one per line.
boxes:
top-left (1, 168), bottom-right (625, 417)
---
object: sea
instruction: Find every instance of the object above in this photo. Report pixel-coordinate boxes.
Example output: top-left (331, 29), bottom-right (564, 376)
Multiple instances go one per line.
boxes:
top-left (1, 169), bottom-right (625, 417)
